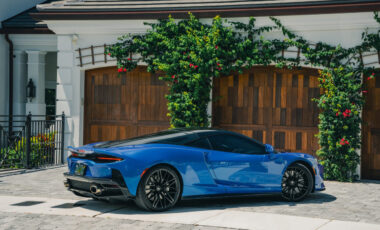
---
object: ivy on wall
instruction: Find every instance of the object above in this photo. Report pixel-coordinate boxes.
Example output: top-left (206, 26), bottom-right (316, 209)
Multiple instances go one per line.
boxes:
top-left (107, 12), bottom-right (380, 181)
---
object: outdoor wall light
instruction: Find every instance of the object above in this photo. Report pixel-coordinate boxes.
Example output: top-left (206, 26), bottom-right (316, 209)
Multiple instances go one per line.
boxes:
top-left (26, 79), bottom-right (36, 102)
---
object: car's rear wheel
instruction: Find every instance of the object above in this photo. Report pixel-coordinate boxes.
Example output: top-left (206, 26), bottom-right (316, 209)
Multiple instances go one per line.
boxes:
top-left (135, 165), bottom-right (182, 211)
top-left (281, 163), bottom-right (313, 202)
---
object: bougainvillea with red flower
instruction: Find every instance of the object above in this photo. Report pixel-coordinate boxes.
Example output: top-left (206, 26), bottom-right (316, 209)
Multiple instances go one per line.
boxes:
top-left (106, 14), bottom-right (276, 127)
top-left (315, 67), bottom-right (364, 181)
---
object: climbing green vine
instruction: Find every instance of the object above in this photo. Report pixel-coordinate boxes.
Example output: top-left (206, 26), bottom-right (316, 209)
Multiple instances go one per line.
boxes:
top-left (107, 12), bottom-right (380, 181)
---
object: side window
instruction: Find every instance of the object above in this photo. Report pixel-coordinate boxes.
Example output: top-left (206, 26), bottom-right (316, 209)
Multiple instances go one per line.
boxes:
top-left (208, 134), bottom-right (265, 154)
top-left (185, 138), bottom-right (212, 150)
top-left (152, 134), bottom-right (197, 145)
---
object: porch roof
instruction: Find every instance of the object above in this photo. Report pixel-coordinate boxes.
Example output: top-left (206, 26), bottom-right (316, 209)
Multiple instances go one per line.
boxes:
top-left (32, 0), bottom-right (380, 20)
top-left (1, 0), bottom-right (56, 34)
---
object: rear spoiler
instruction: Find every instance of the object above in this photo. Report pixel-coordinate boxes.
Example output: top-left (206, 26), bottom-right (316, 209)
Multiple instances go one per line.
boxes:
top-left (68, 146), bottom-right (94, 157)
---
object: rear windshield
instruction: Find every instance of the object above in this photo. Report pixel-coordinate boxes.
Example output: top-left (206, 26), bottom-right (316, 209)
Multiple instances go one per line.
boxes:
top-left (94, 129), bottom-right (198, 148)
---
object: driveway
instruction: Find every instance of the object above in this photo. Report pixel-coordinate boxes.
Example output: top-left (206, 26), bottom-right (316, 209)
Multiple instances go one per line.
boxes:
top-left (0, 166), bottom-right (379, 230)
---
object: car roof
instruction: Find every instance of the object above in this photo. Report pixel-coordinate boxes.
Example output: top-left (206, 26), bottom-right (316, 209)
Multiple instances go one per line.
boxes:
top-left (94, 128), bottom-right (231, 148)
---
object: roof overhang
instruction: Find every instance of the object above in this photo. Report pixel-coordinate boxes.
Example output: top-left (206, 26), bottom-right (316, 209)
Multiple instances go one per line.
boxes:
top-left (31, 1), bottom-right (380, 20)
top-left (0, 27), bottom-right (54, 34)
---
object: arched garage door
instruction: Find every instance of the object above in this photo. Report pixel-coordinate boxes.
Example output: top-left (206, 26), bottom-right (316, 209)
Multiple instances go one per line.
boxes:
top-left (362, 72), bottom-right (380, 180)
top-left (213, 66), bottom-right (320, 156)
top-left (84, 66), bottom-right (169, 144)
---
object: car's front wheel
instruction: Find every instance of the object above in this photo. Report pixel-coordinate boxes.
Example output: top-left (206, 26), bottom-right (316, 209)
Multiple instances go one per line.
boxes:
top-left (281, 163), bottom-right (313, 202)
top-left (135, 165), bottom-right (182, 211)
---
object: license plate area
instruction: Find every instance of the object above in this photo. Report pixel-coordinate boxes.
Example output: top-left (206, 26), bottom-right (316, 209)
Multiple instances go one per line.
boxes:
top-left (74, 163), bottom-right (87, 176)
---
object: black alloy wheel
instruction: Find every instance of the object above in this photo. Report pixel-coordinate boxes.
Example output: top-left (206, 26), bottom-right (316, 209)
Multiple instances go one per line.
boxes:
top-left (135, 165), bottom-right (181, 211)
top-left (281, 163), bottom-right (313, 202)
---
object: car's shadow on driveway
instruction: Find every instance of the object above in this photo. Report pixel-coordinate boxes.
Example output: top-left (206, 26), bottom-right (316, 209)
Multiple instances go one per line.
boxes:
top-left (177, 192), bottom-right (336, 209)
top-left (71, 192), bottom-right (336, 215)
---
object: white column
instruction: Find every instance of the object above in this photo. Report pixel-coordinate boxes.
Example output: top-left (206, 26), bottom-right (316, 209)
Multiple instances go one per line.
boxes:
top-left (57, 35), bottom-right (77, 161)
top-left (13, 50), bottom-right (27, 116)
top-left (26, 50), bottom-right (47, 115)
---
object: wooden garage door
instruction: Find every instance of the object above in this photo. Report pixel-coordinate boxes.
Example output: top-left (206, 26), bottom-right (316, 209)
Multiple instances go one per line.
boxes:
top-left (213, 66), bottom-right (320, 156)
top-left (84, 66), bottom-right (170, 144)
top-left (362, 73), bottom-right (380, 180)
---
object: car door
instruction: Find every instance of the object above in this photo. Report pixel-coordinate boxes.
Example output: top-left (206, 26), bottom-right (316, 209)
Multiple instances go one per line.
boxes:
top-left (204, 133), bottom-right (272, 193)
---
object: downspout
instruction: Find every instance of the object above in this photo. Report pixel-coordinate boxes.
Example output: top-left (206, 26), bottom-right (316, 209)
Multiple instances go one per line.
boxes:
top-left (5, 33), bottom-right (13, 135)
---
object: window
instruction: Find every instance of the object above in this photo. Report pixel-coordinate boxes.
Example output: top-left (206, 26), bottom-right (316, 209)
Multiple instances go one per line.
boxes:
top-left (185, 138), bottom-right (212, 150)
top-left (96, 130), bottom-right (197, 148)
top-left (152, 134), bottom-right (198, 145)
top-left (45, 88), bottom-right (56, 117)
top-left (208, 134), bottom-right (265, 154)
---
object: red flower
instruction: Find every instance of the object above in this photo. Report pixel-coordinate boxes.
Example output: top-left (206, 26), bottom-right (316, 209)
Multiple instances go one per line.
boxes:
top-left (127, 58), bottom-right (131, 61)
top-left (194, 65), bottom-right (198, 69)
top-left (336, 112), bottom-right (340, 116)
top-left (217, 63), bottom-right (220, 66)
top-left (171, 75), bottom-right (175, 79)
top-left (174, 80), bottom-right (178, 83)
top-left (340, 138), bottom-right (346, 145)
top-left (108, 53), bottom-right (111, 56)
top-left (322, 79), bottom-right (326, 83)
top-left (218, 67), bottom-right (222, 71)
top-left (189, 63), bottom-right (193, 67)
top-left (372, 72), bottom-right (375, 76)
top-left (123, 68), bottom-right (127, 72)
top-left (215, 45), bottom-right (218, 49)
top-left (339, 138), bottom-right (350, 146)
top-left (118, 68), bottom-right (123, 73)
top-left (362, 90), bottom-right (368, 94)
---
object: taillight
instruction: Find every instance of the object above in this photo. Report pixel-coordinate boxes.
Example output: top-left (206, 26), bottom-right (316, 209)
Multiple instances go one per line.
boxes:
top-left (68, 151), bottom-right (78, 157)
top-left (96, 156), bottom-right (122, 162)
top-left (68, 150), bottom-right (122, 163)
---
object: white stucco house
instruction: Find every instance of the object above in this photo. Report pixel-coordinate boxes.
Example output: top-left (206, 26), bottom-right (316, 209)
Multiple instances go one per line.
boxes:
top-left (1, 0), bottom-right (380, 179)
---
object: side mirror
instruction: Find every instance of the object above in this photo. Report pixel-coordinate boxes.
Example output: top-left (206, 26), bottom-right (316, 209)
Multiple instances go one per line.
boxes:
top-left (264, 144), bottom-right (276, 159)
top-left (265, 144), bottom-right (274, 153)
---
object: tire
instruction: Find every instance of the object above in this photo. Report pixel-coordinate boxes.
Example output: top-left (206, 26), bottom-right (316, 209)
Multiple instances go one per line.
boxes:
top-left (135, 165), bottom-right (182, 211)
top-left (281, 163), bottom-right (314, 202)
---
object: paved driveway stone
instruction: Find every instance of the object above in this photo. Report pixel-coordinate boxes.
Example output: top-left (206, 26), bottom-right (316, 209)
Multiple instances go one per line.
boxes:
top-left (0, 166), bottom-right (83, 200)
top-left (0, 166), bottom-right (380, 226)
top-left (0, 212), bottom-right (233, 230)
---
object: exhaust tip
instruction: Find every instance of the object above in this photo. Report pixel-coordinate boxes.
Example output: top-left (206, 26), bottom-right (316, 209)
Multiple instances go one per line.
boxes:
top-left (63, 180), bottom-right (70, 188)
top-left (89, 184), bottom-right (103, 196)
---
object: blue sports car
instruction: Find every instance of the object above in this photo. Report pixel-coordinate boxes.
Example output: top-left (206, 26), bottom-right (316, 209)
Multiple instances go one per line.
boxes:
top-left (64, 129), bottom-right (325, 211)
